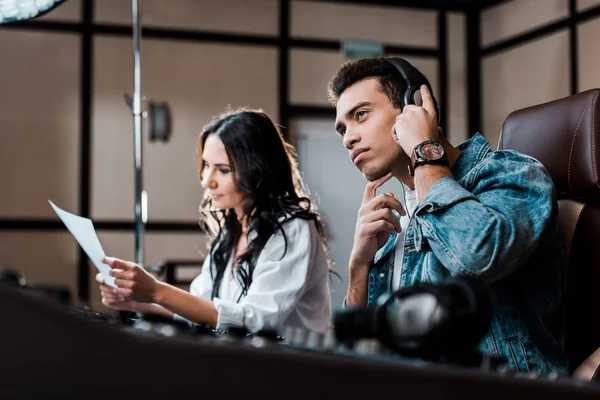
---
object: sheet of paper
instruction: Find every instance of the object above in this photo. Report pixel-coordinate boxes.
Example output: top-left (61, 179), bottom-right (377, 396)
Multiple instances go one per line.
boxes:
top-left (48, 200), bottom-right (116, 288)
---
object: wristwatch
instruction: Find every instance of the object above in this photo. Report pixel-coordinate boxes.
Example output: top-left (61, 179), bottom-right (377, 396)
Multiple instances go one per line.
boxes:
top-left (408, 140), bottom-right (448, 176)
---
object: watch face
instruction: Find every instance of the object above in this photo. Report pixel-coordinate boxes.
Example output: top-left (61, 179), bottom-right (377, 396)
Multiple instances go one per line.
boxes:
top-left (420, 143), bottom-right (444, 160)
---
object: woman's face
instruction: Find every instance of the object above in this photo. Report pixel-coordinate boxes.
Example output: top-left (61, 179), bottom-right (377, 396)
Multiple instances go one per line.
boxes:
top-left (199, 134), bottom-right (248, 216)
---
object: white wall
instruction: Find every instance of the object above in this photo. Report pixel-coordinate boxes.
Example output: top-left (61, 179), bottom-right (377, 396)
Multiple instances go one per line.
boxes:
top-left (447, 12), bottom-right (467, 145)
top-left (481, 0), bottom-right (568, 48)
top-left (578, 17), bottom-right (600, 90)
top-left (0, 30), bottom-right (81, 295)
top-left (482, 30), bottom-right (570, 147)
top-left (479, 0), bottom-right (600, 148)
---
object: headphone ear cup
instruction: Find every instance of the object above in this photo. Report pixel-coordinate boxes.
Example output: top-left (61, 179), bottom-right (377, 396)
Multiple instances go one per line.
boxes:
top-left (413, 89), bottom-right (423, 107)
top-left (403, 85), bottom-right (422, 108)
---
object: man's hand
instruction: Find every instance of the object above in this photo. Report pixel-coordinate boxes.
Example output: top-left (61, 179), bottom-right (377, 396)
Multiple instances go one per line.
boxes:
top-left (392, 85), bottom-right (440, 156)
top-left (346, 172), bottom-right (405, 306)
top-left (349, 172), bottom-right (405, 269)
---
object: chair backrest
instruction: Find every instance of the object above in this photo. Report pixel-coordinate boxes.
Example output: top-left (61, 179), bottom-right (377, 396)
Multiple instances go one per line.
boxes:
top-left (498, 88), bottom-right (600, 370)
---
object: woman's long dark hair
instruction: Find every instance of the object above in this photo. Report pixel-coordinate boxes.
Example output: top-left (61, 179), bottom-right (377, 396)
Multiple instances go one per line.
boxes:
top-left (198, 108), bottom-right (333, 300)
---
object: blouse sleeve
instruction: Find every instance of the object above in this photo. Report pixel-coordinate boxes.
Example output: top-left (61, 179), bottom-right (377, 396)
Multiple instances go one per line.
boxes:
top-left (188, 254), bottom-right (214, 300)
top-left (172, 253), bottom-right (213, 324)
top-left (213, 217), bottom-right (318, 333)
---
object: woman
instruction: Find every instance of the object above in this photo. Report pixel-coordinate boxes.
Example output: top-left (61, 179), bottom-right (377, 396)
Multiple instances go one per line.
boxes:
top-left (97, 108), bottom-right (333, 334)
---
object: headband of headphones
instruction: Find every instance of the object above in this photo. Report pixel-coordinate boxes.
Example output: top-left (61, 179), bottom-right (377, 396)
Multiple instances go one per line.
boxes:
top-left (384, 57), bottom-right (440, 124)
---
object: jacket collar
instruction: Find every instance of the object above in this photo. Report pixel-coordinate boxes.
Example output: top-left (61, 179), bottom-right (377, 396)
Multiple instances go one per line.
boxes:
top-left (450, 133), bottom-right (492, 181)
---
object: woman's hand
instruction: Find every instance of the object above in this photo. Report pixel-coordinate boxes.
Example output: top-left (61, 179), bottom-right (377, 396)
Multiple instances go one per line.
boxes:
top-left (96, 272), bottom-right (139, 312)
top-left (102, 256), bottom-right (163, 303)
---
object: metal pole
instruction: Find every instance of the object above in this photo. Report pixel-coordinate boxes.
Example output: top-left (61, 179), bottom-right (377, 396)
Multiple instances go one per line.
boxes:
top-left (132, 0), bottom-right (144, 266)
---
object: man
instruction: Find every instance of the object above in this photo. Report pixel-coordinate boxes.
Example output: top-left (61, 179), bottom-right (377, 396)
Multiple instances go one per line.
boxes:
top-left (328, 57), bottom-right (568, 374)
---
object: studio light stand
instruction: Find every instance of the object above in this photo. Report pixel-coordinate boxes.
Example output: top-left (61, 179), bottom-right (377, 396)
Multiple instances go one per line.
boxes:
top-left (131, 0), bottom-right (145, 266)
top-left (127, 0), bottom-right (172, 268)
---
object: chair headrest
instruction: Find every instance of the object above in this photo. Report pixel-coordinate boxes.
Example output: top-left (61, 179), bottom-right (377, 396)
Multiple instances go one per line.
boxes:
top-left (499, 89), bottom-right (600, 202)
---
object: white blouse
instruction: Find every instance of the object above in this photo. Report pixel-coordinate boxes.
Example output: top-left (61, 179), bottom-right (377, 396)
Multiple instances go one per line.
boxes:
top-left (185, 217), bottom-right (332, 334)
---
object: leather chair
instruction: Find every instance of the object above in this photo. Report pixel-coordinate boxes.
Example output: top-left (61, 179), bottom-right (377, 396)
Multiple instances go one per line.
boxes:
top-left (498, 88), bottom-right (600, 372)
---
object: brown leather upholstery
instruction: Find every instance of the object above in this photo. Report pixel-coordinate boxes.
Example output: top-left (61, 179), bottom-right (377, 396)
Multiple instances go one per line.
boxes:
top-left (498, 88), bottom-right (600, 372)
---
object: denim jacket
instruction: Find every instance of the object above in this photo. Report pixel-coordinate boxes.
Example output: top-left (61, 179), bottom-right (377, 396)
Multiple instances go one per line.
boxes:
top-left (368, 133), bottom-right (568, 375)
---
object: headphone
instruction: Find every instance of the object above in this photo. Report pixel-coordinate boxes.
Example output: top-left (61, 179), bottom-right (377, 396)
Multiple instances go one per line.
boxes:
top-left (384, 57), bottom-right (440, 218)
top-left (384, 57), bottom-right (440, 125)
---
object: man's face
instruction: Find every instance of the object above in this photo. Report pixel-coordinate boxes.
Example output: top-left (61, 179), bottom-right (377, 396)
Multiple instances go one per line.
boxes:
top-left (335, 78), bottom-right (406, 181)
